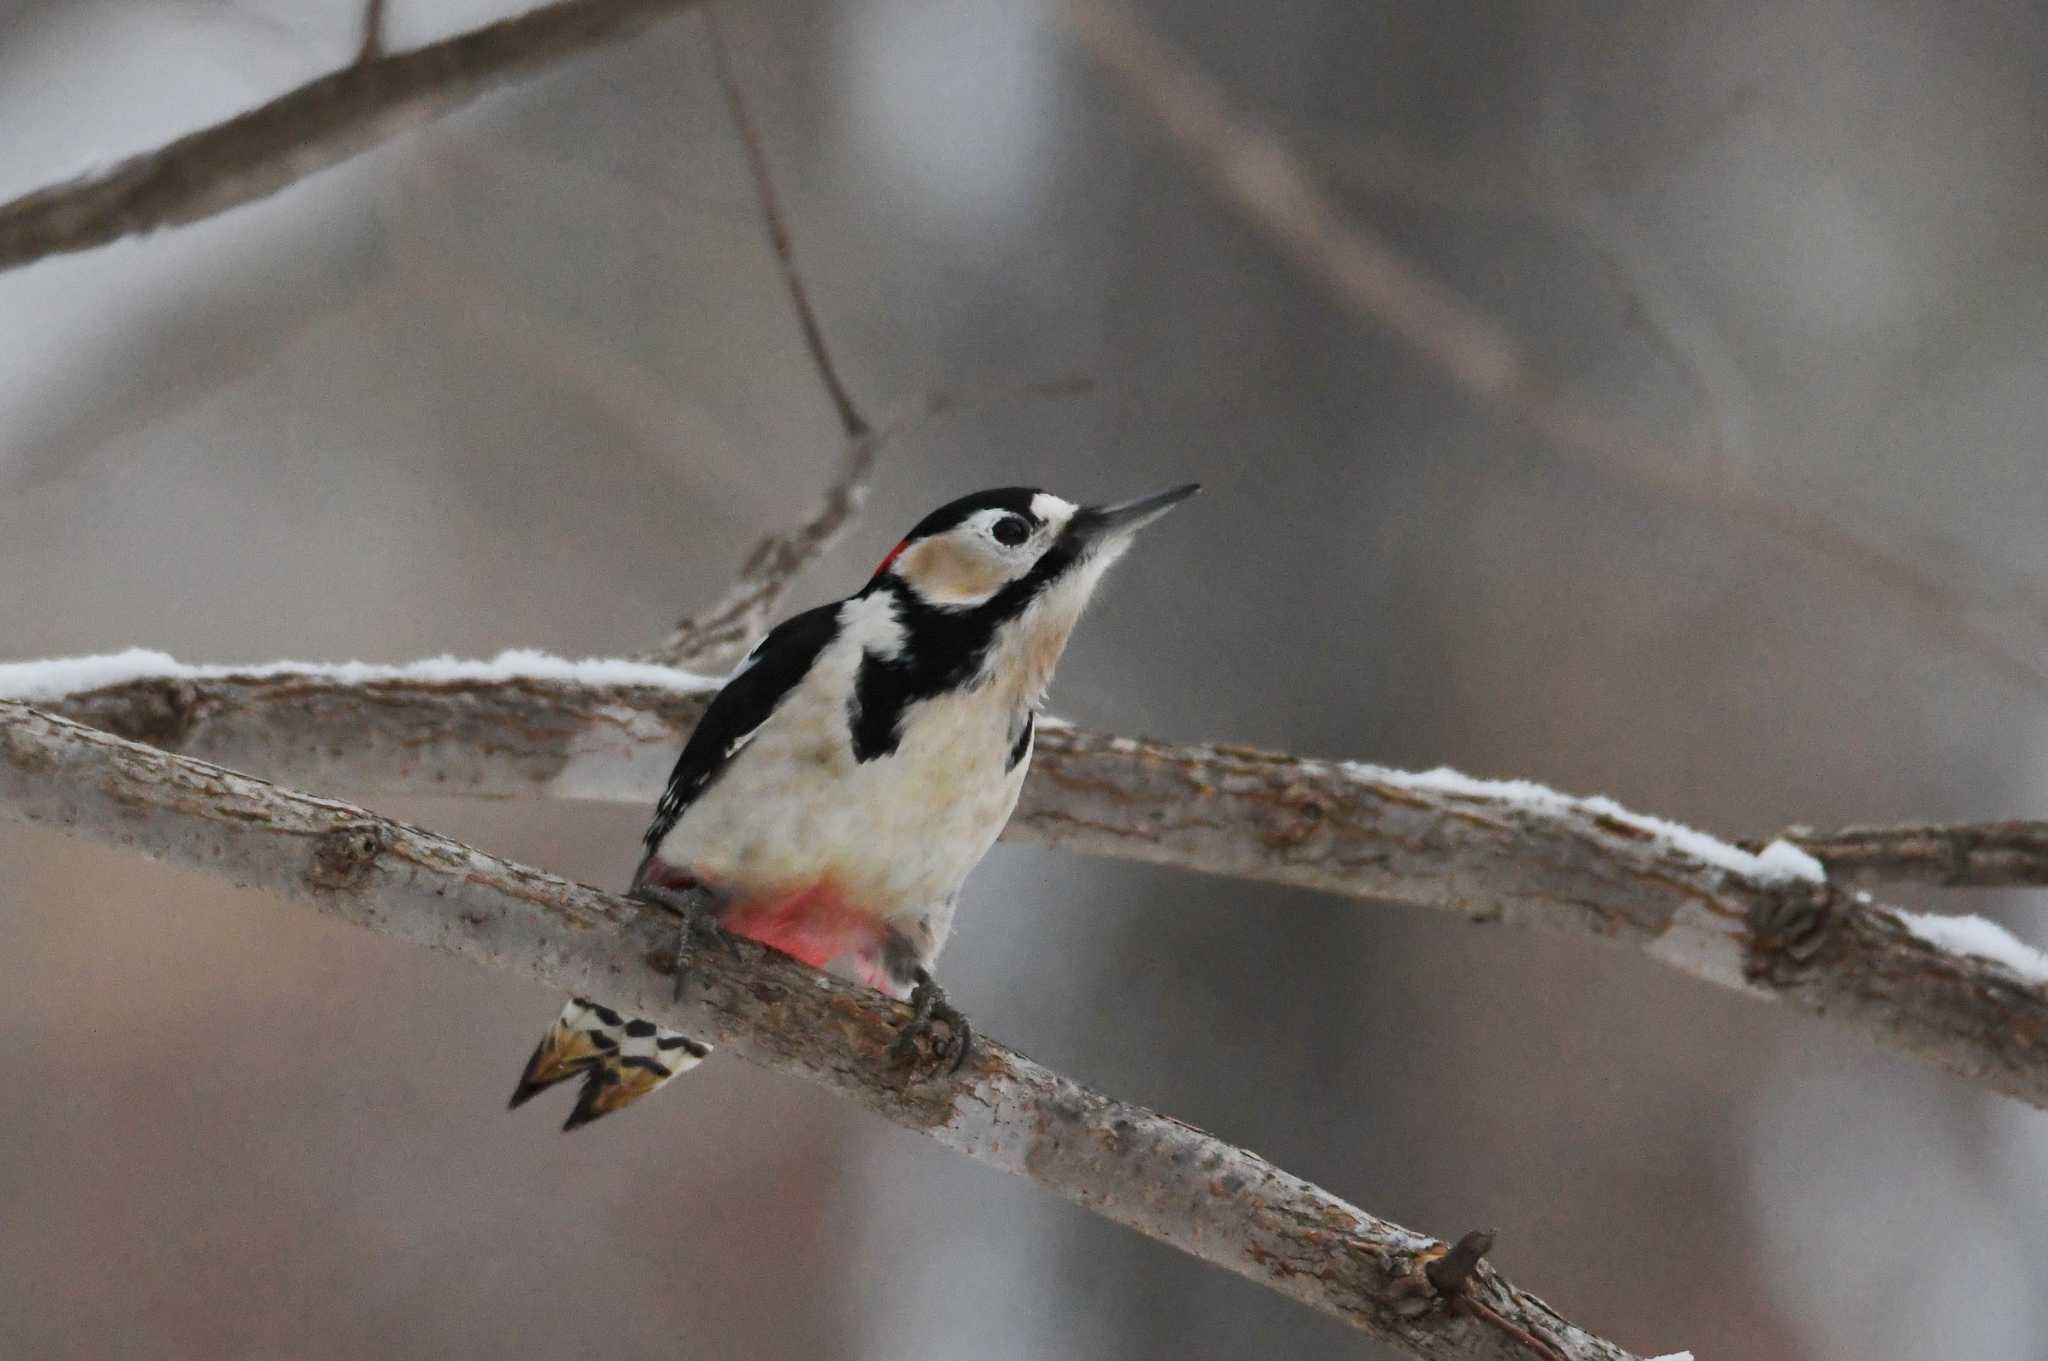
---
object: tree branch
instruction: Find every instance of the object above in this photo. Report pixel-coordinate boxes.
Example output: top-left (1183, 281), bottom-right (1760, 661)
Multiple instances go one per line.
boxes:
top-left (645, 12), bottom-right (1098, 671)
top-left (1761, 822), bottom-right (2048, 890)
top-left (22, 659), bottom-right (2048, 1110)
top-left (0, 700), bottom-right (1642, 1361)
top-left (647, 424), bottom-right (881, 671)
top-left (703, 3), bottom-right (868, 442)
top-left (1058, 0), bottom-right (2048, 703)
top-left (0, 0), bottom-right (702, 273)
top-left (358, 0), bottom-right (389, 68)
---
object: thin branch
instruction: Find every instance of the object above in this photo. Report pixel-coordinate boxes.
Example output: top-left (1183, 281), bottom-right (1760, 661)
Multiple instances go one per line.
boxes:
top-left (358, 0), bottom-right (388, 67)
top-left (1058, 0), bottom-right (2048, 703)
top-left (24, 662), bottom-right (2048, 1110)
top-left (0, 0), bottom-right (702, 273)
top-left (1536, 16), bottom-right (1752, 483)
top-left (1307, 86), bottom-right (1762, 221)
top-left (703, 3), bottom-right (868, 440)
top-left (1759, 822), bottom-right (2048, 890)
top-left (638, 2), bottom-right (891, 674)
top-left (645, 376), bottom-right (1090, 671)
top-left (0, 700), bottom-right (1640, 1361)
top-left (649, 426), bottom-right (880, 671)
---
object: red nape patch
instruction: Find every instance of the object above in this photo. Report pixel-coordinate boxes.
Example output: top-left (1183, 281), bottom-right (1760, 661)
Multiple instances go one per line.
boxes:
top-left (874, 540), bottom-right (908, 577)
top-left (723, 879), bottom-right (888, 974)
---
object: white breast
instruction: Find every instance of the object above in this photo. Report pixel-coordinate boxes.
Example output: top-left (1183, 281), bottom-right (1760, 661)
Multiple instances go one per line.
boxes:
top-left (652, 616), bottom-right (1027, 951)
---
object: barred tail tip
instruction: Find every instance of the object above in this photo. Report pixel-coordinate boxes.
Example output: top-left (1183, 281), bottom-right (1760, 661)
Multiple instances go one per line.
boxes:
top-left (507, 997), bottom-right (711, 1131)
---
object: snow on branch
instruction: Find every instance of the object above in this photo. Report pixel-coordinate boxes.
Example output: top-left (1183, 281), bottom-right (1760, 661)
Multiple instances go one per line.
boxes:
top-left (0, 0), bottom-right (702, 273)
top-left (0, 700), bottom-right (1644, 1361)
top-left (15, 653), bottom-right (2048, 1110)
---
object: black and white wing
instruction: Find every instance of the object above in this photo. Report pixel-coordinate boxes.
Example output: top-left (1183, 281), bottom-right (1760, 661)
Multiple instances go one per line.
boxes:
top-left (640, 601), bottom-right (842, 856)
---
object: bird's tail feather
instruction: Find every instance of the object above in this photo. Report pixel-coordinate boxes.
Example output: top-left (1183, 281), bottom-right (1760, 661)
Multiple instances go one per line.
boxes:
top-left (508, 996), bottom-right (711, 1131)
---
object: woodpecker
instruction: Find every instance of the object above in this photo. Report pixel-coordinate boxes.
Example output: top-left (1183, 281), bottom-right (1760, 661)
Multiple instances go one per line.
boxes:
top-left (508, 482), bottom-right (1199, 1129)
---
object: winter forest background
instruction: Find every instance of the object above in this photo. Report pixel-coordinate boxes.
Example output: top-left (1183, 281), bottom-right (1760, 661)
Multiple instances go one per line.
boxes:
top-left (4, 2), bottom-right (2048, 1358)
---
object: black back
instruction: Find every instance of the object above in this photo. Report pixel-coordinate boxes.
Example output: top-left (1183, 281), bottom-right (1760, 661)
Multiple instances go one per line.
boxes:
top-left (641, 602), bottom-right (840, 853)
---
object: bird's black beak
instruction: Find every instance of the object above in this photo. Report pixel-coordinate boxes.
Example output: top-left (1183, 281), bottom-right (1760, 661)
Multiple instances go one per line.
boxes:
top-left (1074, 482), bottom-right (1201, 544)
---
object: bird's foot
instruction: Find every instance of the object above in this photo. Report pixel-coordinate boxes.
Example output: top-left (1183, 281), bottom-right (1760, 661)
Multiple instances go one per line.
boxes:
top-left (890, 968), bottom-right (973, 1074)
top-left (631, 882), bottom-right (735, 1002)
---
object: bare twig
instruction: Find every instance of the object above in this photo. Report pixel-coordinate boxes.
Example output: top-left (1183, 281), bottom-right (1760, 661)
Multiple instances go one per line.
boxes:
top-left (358, 0), bottom-right (388, 67)
top-left (638, 3), bottom-right (890, 673)
top-left (0, 0), bottom-right (702, 273)
top-left (1758, 822), bottom-right (2048, 890)
top-left (703, 3), bottom-right (868, 441)
top-left (649, 428), bottom-right (880, 671)
top-left (1536, 15), bottom-right (1752, 482)
top-left (646, 375), bottom-right (1090, 671)
top-left (1059, 0), bottom-right (2048, 702)
top-left (0, 701), bottom-right (1639, 1361)
top-left (1424, 1230), bottom-right (1498, 1296)
top-left (1310, 86), bottom-right (1762, 221)
top-left (26, 663), bottom-right (2048, 1110)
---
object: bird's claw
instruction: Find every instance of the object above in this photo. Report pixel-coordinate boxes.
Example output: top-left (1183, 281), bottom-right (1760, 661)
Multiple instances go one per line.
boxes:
top-left (891, 968), bottom-right (973, 1074)
top-left (631, 883), bottom-right (734, 1002)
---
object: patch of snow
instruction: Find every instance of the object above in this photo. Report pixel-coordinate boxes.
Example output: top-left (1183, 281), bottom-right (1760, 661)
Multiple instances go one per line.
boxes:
top-left (1754, 839), bottom-right (1827, 882)
top-left (0, 649), bottom-right (721, 702)
top-left (1346, 762), bottom-right (1823, 885)
top-left (1898, 911), bottom-right (2048, 985)
top-left (1646, 1352), bottom-right (1696, 1361)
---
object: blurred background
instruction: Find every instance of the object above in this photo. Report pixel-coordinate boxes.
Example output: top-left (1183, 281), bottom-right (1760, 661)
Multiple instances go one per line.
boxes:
top-left (4, 1), bottom-right (2047, 1357)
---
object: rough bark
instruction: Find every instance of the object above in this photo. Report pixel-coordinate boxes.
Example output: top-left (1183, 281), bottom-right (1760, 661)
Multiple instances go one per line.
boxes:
top-left (0, 0), bottom-right (702, 272)
top-left (34, 667), bottom-right (2048, 1110)
top-left (0, 700), bottom-right (1642, 1361)
top-left (1762, 822), bottom-right (2048, 890)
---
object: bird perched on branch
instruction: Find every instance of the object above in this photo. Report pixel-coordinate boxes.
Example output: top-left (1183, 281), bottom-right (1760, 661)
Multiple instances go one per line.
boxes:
top-left (510, 482), bottom-right (1199, 1129)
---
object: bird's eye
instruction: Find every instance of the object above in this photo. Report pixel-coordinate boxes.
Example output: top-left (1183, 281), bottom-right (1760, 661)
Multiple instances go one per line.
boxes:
top-left (991, 514), bottom-right (1031, 548)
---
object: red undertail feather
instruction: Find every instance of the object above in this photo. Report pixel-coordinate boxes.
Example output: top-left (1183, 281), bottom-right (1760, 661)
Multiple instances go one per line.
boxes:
top-left (721, 877), bottom-right (894, 985)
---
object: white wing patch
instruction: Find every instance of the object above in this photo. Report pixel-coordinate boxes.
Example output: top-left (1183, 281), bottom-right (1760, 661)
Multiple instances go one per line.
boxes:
top-left (723, 722), bottom-right (765, 764)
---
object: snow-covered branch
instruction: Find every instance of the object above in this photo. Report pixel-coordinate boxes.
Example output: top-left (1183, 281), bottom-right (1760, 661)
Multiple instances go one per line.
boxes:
top-left (14, 651), bottom-right (2048, 1111)
top-left (0, 0), bottom-right (700, 273)
top-left (0, 700), bottom-right (1644, 1361)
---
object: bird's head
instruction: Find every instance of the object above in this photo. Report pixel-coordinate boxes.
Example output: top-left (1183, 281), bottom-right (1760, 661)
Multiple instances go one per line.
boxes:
top-left (864, 482), bottom-right (1199, 703)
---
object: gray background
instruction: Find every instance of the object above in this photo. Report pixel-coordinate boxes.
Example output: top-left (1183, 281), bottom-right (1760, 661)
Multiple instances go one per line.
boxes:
top-left (3, 1), bottom-right (2047, 1358)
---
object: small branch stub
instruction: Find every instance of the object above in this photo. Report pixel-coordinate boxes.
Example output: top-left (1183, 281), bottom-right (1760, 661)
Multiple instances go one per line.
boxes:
top-left (1403, 1230), bottom-right (1570, 1361)
top-left (312, 820), bottom-right (387, 891)
top-left (1425, 1229), bottom-right (1498, 1296)
top-left (1744, 878), bottom-right (1835, 987)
